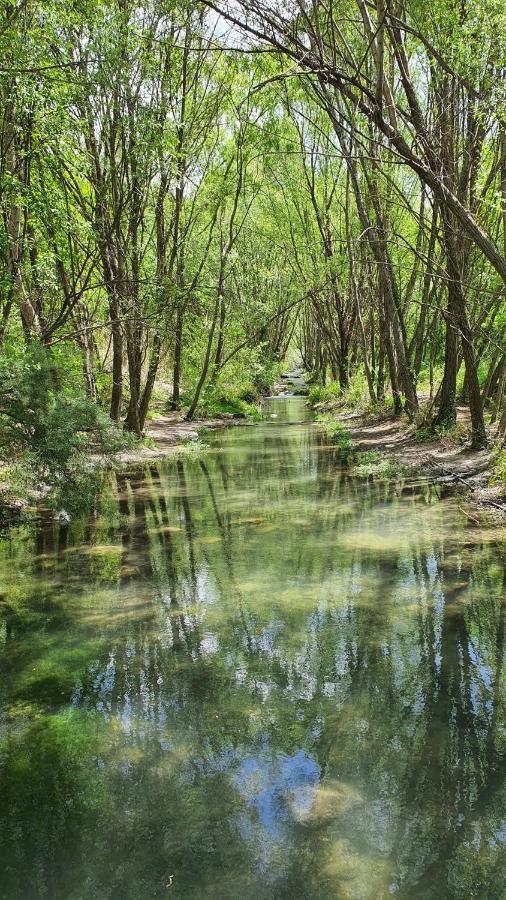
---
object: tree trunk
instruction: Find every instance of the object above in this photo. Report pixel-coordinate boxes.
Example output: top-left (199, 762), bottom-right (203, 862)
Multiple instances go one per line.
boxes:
top-left (171, 303), bottom-right (184, 410)
top-left (110, 298), bottom-right (123, 422)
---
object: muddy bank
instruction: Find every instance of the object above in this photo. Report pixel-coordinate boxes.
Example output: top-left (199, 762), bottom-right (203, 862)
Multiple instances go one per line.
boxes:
top-left (337, 408), bottom-right (505, 516)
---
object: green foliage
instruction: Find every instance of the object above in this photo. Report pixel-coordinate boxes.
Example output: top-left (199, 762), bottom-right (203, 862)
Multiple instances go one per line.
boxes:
top-left (351, 451), bottom-right (408, 479)
top-left (0, 343), bottom-right (133, 492)
top-left (490, 449), bottom-right (506, 492)
top-left (414, 421), bottom-right (469, 446)
top-left (413, 424), bottom-right (438, 443)
top-left (436, 422), bottom-right (469, 447)
top-left (194, 380), bottom-right (263, 421)
top-left (174, 438), bottom-right (212, 458)
top-left (342, 372), bottom-right (372, 412)
top-left (317, 414), bottom-right (356, 453)
top-left (308, 381), bottom-right (342, 408)
top-left (309, 373), bottom-right (380, 416)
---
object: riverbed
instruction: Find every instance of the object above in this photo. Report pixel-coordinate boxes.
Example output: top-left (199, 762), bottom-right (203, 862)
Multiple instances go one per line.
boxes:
top-left (0, 397), bottom-right (504, 899)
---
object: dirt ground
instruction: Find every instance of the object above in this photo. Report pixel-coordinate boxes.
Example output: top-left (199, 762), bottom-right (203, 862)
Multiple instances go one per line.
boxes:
top-left (339, 407), bottom-right (505, 515)
top-left (112, 411), bottom-right (229, 465)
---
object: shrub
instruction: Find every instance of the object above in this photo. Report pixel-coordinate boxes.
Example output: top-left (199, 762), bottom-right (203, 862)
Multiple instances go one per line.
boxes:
top-left (0, 342), bottom-right (132, 488)
top-left (308, 381), bottom-right (342, 408)
top-left (342, 371), bottom-right (370, 411)
top-left (317, 414), bottom-right (356, 453)
top-left (195, 384), bottom-right (263, 421)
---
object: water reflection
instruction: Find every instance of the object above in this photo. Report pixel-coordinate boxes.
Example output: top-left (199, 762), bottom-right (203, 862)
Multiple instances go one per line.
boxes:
top-left (0, 398), bottom-right (505, 899)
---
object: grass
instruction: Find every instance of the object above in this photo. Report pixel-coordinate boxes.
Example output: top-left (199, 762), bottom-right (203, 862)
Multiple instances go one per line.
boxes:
top-left (308, 372), bottom-right (394, 419)
top-left (194, 392), bottom-right (263, 422)
top-left (308, 381), bottom-right (342, 408)
top-left (317, 417), bottom-right (410, 478)
top-left (317, 414), bottom-right (356, 454)
top-left (350, 450), bottom-right (408, 479)
top-left (174, 438), bottom-right (212, 458)
top-left (413, 421), bottom-right (468, 446)
top-left (490, 448), bottom-right (506, 493)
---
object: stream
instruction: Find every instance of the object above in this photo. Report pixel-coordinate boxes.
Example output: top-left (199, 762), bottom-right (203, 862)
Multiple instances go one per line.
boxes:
top-left (0, 396), bottom-right (505, 899)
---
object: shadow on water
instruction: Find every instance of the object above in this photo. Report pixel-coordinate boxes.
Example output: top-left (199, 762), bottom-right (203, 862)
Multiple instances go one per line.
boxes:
top-left (0, 397), bottom-right (505, 898)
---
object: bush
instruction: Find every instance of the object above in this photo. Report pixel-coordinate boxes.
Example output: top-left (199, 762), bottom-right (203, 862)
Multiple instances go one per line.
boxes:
top-left (194, 382), bottom-right (263, 421)
top-left (342, 371), bottom-right (370, 411)
top-left (317, 414), bottom-right (356, 453)
top-left (308, 381), bottom-right (342, 408)
top-left (308, 372), bottom-right (373, 413)
top-left (0, 342), bottom-right (132, 488)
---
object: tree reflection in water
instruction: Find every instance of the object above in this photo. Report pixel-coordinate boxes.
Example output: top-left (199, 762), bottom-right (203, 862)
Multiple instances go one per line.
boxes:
top-left (0, 399), bottom-right (504, 899)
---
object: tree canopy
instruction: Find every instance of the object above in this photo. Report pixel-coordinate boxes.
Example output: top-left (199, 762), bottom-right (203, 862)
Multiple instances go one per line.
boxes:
top-left (1, 0), bottom-right (506, 455)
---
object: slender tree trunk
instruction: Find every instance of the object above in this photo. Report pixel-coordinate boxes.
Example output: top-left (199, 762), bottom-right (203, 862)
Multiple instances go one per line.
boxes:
top-left (110, 298), bottom-right (123, 422)
top-left (186, 289), bottom-right (222, 421)
top-left (171, 303), bottom-right (184, 410)
top-left (139, 332), bottom-right (162, 432)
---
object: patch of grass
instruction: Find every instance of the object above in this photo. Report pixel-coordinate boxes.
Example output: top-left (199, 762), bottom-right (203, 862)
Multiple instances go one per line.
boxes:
top-left (317, 414), bottom-right (356, 454)
top-left (359, 397), bottom-right (396, 420)
top-left (308, 382), bottom-right (342, 408)
top-left (196, 392), bottom-right (263, 421)
top-left (351, 451), bottom-right (407, 479)
top-left (490, 448), bottom-right (506, 492)
top-left (309, 372), bottom-right (394, 418)
top-left (342, 371), bottom-right (371, 411)
top-left (413, 420), bottom-right (468, 447)
top-left (141, 436), bottom-right (158, 450)
top-left (435, 422), bottom-right (468, 447)
top-left (175, 438), bottom-right (211, 458)
top-left (413, 424), bottom-right (438, 443)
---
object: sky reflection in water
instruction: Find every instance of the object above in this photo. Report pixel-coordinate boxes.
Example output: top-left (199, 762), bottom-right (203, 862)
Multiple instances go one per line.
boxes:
top-left (0, 397), bottom-right (505, 899)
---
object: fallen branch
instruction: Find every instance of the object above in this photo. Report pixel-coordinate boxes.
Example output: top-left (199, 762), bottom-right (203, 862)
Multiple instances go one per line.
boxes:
top-left (425, 460), bottom-right (506, 512)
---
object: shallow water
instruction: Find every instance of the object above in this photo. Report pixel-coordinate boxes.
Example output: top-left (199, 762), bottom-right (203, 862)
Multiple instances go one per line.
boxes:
top-left (0, 397), bottom-right (505, 899)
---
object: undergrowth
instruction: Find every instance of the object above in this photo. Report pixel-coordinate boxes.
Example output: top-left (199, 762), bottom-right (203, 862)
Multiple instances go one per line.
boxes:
top-left (174, 438), bottom-right (212, 458)
top-left (0, 343), bottom-right (137, 513)
top-left (186, 386), bottom-right (263, 421)
top-left (309, 371), bottom-right (394, 419)
top-left (414, 421), bottom-right (468, 446)
top-left (198, 395), bottom-right (263, 421)
top-left (350, 450), bottom-right (408, 479)
top-left (317, 414), bottom-right (356, 453)
top-left (490, 449), bottom-right (506, 492)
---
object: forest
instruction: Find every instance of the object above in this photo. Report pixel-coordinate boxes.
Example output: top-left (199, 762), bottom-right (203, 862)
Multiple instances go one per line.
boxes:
top-left (1, 0), bottom-right (506, 498)
top-left (1, 3), bottom-right (506, 898)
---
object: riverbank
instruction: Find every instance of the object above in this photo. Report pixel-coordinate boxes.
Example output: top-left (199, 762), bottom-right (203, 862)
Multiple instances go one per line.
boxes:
top-left (110, 411), bottom-right (229, 465)
top-left (0, 412), bottom-right (233, 520)
top-left (328, 405), bottom-right (505, 517)
top-left (2, 383), bottom-right (505, 521)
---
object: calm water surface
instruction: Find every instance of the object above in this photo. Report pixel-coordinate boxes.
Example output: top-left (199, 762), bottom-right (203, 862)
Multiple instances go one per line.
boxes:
top-left (0, 398), bottom-right (505, 899)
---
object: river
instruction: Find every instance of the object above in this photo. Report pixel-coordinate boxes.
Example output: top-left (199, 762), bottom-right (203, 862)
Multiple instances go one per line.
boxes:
top-left (0, 397), bottom-right (504, 899)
